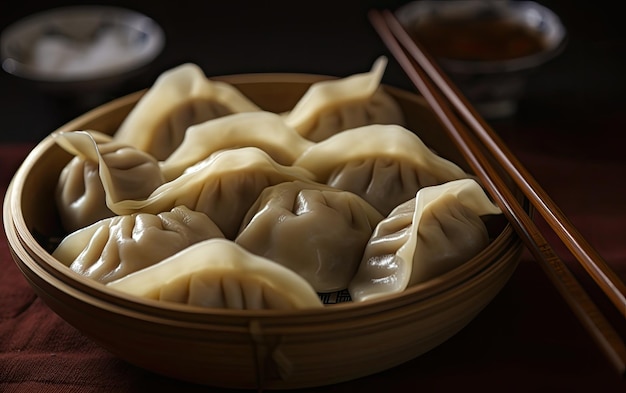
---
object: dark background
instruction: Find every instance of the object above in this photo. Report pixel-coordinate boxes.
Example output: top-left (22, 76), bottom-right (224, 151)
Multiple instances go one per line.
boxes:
top-left (1, 0), bottom-right (625, 143)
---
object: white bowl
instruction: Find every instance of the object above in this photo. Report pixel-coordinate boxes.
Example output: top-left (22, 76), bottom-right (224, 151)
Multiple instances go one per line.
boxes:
top-left (1, 6), bottom-right (164, 93)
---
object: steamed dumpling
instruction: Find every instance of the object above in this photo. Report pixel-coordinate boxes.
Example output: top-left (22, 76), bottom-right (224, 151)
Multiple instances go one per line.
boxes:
top-left (281, 56), bottom-right (405, 142)
top-left (52, 205), bottom-right (224, 284)
top-left (348, 179), bottom-right (502, 302)
top-left (55, 130), bottom-right (165, 232)
top-left (160, 111), bottom-right (314, 181)
top-left (105, 147), bottom-right (317, 239)
top-left (113, 63), bottom-right (262, 160)
top-left (293, 124), bottom-right (472, 216)
top-left (236, 180), bottom-right (384, 293)
top-left (106, 238), bottom-right (324, 310)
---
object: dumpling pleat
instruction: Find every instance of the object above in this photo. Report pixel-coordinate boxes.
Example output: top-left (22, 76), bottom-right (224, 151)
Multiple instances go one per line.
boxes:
top-left (106, 239), bottom-right (324, 310)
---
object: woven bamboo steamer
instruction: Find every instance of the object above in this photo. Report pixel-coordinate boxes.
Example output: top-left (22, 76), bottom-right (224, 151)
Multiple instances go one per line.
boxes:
top-left (4, 73), bottom-right (525, 390)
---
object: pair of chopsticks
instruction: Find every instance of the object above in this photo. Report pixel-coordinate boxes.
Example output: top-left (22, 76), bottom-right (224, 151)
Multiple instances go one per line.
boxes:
top-left (368, 9), bottom-right (626, 375)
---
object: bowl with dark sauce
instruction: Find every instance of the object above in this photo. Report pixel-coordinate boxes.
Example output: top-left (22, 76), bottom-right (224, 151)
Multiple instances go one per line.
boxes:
top-left (395, 0), bottom-right (567, 118)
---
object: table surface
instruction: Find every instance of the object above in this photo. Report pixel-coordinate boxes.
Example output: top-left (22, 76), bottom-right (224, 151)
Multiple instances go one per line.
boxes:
top-left (1, 1), bottom-right (626, 392)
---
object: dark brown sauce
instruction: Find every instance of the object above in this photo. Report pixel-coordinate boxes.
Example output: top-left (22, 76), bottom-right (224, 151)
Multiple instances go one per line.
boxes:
top-left (409, 16), bottom-right (549, 61)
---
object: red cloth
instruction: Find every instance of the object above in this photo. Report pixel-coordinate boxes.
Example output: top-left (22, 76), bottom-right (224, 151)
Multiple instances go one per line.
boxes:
top-left (1, 137), bottom-right (626, 392)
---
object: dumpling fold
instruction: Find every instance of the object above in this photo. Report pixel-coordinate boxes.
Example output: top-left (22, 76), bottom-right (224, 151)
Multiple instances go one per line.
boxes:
top-left (104, 147), bottom-right (317, 239)
top-left (113, 63), bottom-right (262, 160)
top-left (53, 205), bottom-right (224, 284)
top-left (106, 238), bottom-right (324, 310)
top-left (348, 179), bottom-right (501, 302)
top-left (282, 56), bottom-right (405, 142)
top-left (160, 111), bottom-right (314, 181)
top-left (293, 124), bottom-right (473, 216)
top-left (54, 130), bottom-right (165, 232)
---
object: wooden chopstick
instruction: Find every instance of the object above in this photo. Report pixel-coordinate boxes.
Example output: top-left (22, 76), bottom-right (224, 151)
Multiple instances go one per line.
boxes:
top-left (376, 9), bottom-right (626, 318)
top-left (368, 9), bottom-right (626, 375)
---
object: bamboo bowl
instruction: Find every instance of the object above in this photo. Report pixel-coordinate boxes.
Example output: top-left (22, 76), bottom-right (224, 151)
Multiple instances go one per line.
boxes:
top-left (3, 73), bottom-right (525, 390)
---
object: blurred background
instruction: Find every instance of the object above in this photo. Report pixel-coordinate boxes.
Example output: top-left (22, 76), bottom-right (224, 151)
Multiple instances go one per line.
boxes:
top-left (1, 0), bottom-right (625, 143)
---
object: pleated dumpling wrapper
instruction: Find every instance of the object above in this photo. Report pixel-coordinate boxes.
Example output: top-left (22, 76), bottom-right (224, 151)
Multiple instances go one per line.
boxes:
top-left (281, 56), bottom-right (405, 142)
top-left (293, 124), bottom-right (472, 216)
top-left (113, 63), bottom-right (262, 160)
top-left (106, 238), bottom-right (324, 310)
top-left (104, 147), bottom-right (317, 239)
top-left (54, 130), bottom-right (165, 232)
top-left (348, 178), bottom-right (502, 302)
top-left (52, 205), bottom-right (224, 284)
top-left (236, 180), bottom-right (384, 293)
top-left (160, 111), bottom-right (314, 181)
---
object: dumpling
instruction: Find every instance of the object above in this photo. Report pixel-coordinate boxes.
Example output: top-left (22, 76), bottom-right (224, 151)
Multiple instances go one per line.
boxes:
top-left (54, 130), bottom-right (165, 232)
top-left (160, 111), bottom-right (314, 181)
top-left (293, 124), bottom-right (472, 216)
top-left (348, 179), bottom-right (502, 302)
top-left (52, 205), bottom-right (224, 284)
top-left (106, 238), bottom-right (324, 310)
top-left (113, 63), bottom-right (262, 160)
top-left (281, 56), bottom-right (405, 142)
top-left (235, 180), bottom-right (384, 293)
top-left (105, 147), bottom-right (316, 239)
